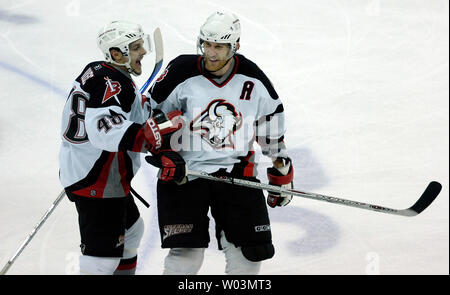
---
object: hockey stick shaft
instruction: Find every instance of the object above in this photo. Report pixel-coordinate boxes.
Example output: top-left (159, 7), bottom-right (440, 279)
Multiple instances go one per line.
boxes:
top-left (130, 27), bottom-right (165, 208)
top-left (140, 27), bottom-right (163, 94)
top-left (130, 186), bottom-right (150, 208)
top-left (188, 170), bottom-right (441, 217)
top-left (0, 190), bottom-right (66, 275)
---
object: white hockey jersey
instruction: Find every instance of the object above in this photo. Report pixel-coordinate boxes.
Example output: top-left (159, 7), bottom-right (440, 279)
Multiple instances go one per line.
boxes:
top-left (149, 54), bottom-right (288, 178)
top-left (59, 61), bottom-right (150, 198)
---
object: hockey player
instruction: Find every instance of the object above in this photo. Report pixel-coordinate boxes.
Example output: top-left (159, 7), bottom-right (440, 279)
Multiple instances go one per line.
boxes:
top-left (147, 12), bottom-right (294, 275)
top-left (59, 20), bottom-right (185, 275)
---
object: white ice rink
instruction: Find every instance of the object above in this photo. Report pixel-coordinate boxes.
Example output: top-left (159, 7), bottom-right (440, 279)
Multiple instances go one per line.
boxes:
top-left (0, 0), bottom-right (448, 275)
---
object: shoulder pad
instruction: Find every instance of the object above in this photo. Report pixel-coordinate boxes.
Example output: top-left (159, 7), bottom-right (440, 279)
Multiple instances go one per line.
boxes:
top-left (150, 55), bottom-right (201, 103)
top-left (76, 61), bottom-right (136, 112)
top-left (235, 54), bottom-right (279, 100)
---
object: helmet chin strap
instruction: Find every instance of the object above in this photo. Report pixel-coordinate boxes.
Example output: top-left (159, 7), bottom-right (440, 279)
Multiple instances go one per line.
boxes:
top-left (109, 57), bottom-right (140, 76)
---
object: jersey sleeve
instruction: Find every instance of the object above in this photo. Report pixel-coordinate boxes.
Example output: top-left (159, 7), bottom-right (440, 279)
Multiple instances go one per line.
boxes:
top-left (254, 73), bottom-right (288, 159)
top-left (81, 67), bottom-right (147, 153)
top-left (84, 106), bottom-right (146, 153)
top-left (150, 85), bottom-right (183, 114)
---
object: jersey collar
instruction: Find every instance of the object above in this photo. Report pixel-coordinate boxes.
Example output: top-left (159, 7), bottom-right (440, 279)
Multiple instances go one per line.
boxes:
top-left (197, 55), bottom-right (239, 88)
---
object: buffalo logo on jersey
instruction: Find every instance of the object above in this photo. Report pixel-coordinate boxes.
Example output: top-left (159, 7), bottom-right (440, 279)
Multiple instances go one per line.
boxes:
top-left (190, 99), bottom-right (243, 149)
top-left (102, 77), bottom-right (122, 104)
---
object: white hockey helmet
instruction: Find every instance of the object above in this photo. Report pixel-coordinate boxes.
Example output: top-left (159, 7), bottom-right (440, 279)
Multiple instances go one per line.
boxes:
top-left (97, 20), bottom-right (151, 75)
top-left (197, 12), bottom-right (241, 59)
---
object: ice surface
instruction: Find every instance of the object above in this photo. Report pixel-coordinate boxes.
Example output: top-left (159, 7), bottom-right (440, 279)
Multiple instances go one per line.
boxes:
top-left (0, 0), bottom-right (448, 275)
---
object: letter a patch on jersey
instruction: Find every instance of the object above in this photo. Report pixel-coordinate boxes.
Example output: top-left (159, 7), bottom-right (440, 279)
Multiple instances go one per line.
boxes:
top-left (102, 77), bottom-right (122, 105)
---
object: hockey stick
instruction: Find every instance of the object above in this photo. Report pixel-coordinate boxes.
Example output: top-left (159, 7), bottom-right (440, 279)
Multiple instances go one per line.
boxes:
top-left (130, 186), bottom-right (150, 208)
top-left (0, 187), bottom-right (150, 275)
top-left (188, 170), bottom-right (442, 217)
top-left (139, 27), bottom-right (163, 94)
top-left (0, 190), bottom-right (66, 275)
top-left (128, 27), bottom-right (164, 208)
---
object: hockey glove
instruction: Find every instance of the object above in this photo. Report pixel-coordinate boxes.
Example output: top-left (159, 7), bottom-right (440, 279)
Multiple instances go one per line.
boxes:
top-left (143, 109), bottom-right (183, 153)
top-left (266, 157), bottom-right (294, 208)
top-left (145, 150), bottom-right (187, 183)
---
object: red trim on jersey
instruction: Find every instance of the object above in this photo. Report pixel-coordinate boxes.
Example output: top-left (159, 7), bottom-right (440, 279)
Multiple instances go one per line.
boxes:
top-left (196, 56), bottom-right (202, 72)
top-left (198, 56), bottom-right (239, 88)
top-left (141, 94), bottom-right (147, 108)
top-left (117, 152), bottom-right (130, 195)
top-left (242, 151), bottom-right (255, 177)
top-left (72, 153), bottom-right (116, 198)
top-left (102, 62), bottom-right (117, 72)
top-left (131, 128), bottom-right (147, 152)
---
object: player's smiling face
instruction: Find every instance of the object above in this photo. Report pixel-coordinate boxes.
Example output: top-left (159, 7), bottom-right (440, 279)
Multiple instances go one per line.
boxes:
top-left (128, 39), bottom-right (147, 75)
top-left (202, 41), bottom-right (232, 72)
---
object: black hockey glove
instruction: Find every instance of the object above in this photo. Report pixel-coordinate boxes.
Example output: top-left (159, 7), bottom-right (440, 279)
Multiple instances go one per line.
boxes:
top-left (266, 157), bottom-right (294, 208)
top-left (145, 150), bottom-right (187, 183)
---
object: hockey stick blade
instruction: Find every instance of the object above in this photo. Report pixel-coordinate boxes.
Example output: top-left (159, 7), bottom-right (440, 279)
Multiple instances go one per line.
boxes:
top-left (140, 27), bottom-right (163, 94)
top-left (188, 170), bottom-right (442, 217)
top-left (401, 181), bottom-right (442, 216)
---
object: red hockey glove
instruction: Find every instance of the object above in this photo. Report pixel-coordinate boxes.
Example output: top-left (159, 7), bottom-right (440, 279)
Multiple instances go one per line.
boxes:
top-left (145, 150), bottom-right (187, 183)
top-left (143, 109), bottom-right (183, 153)
top-left (266, 157), bottom-right (294, 208)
